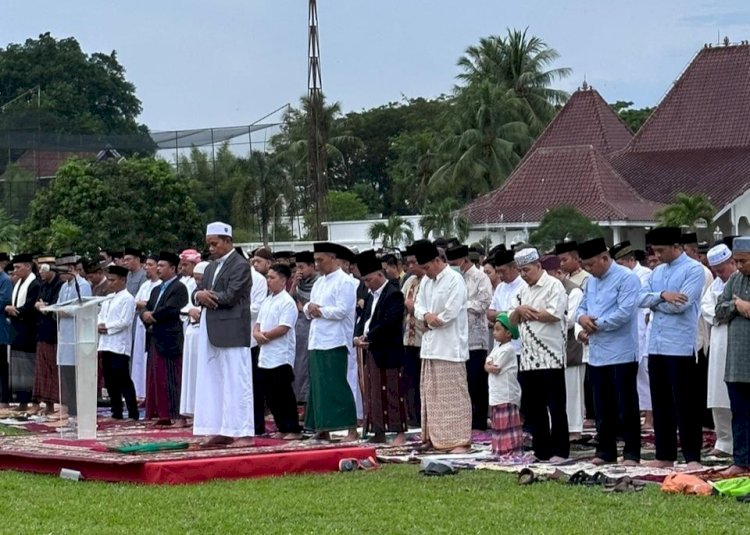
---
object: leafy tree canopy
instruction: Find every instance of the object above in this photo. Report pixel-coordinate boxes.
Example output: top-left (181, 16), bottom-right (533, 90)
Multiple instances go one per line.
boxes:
top-left (0, 33), bottom-right (144, 135)
top-left (21, 157), bottom-right (203, 257)
top-left (610, 101), bottom-right (653, 133)
top-left (656, 193), bottom-right (715, 229)
top-left (530, 206), bottom-right (604, 252)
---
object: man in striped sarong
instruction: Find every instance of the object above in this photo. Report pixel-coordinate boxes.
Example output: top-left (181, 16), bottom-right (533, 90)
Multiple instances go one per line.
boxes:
top-left (141, 252), bottom-right (188, 426)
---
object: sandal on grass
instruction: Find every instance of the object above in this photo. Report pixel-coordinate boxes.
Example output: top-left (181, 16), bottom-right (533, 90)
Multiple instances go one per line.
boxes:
top-left (338, 458), bottom-right (358, 472)
top-left (358, 456), bottom-right (380, 470)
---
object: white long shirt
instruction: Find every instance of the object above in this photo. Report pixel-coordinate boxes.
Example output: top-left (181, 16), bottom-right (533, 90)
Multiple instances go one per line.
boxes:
top-left (256, 290), bottom-right (298, 369)
top-left (97, 289), bottom-right (136, 355)
top-left (304, 268), bottom-right (357, 351)
top-left (250, 267), bottom-right (268, 349)
top-left (490, 275), bottom-right (526, 354)
top-left (56, 275), bottom-right (93, 366)
top-left (414, 264), bottom-right (469, 362)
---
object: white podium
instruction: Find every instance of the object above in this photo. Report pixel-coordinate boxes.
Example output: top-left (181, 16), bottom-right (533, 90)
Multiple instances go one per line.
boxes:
top-left (43, 296), bottom-right (107, 439)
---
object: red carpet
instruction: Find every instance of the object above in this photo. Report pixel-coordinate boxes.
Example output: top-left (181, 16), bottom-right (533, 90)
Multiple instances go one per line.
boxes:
top-left (0, 424), bottom-right (376, 484)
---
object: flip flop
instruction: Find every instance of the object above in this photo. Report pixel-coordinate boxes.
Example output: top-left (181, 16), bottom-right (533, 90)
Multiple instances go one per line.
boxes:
top-left (338, 458), bottom-right (358, 472)
top-left (358, 456), bottom-right (380, 470)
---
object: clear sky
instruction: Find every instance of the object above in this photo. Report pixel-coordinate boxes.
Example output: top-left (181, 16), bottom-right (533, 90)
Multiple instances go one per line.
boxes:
top-left (2, 0), bottom-right (749, 131)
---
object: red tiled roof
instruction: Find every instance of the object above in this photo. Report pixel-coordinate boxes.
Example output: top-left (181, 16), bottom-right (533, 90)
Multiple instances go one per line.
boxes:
top-left (613, 44), bottom-right (750, 209)
top-left (626, 44), bottom-right (750, 152)
top-left (464, 145), bottom-right (662, 224)
top-left (12, 150), bottom-right (94, 178)
top-left (533, 87), bottom-right (633, 154)
top-left (610, 147), bottom-right (750, 208)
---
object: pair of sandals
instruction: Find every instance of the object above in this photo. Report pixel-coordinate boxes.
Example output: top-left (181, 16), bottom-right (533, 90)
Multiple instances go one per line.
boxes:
top-left (338, 456), bottom-right (380, 472)
top-left (568, 470), bottom-right (645, 492)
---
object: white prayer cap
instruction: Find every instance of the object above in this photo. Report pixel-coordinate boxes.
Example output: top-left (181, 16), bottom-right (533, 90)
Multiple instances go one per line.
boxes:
top-left (707, 244), bottom-right (732, 267)
top-left (194, 261), bottom-right (209, 275)
top-left (514, 248), bottom-right (540, 267)
top-left (206, 221), bottom-right (232, 237)
top-left (39, 263), bottom-right (51, 273)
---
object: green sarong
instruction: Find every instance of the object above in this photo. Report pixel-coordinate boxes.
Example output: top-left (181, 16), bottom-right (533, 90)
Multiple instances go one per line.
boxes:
top-left (304, 346), bottom-right (356, 432)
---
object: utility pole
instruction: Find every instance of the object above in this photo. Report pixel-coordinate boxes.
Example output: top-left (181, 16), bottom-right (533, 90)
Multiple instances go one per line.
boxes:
top-left (308, 0), bottom-right (327, 240)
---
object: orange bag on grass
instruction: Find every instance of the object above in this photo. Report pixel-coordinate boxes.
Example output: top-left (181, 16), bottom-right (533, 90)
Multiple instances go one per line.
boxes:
top-left (660, 473), bottom-right (713, 496)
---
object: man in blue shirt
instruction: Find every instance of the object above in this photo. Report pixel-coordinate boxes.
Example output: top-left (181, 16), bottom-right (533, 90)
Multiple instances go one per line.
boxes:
top-left (0, 254), bottom-right (13, 408)
top-left (577, 238), bottom-right (641, 465)
top-left (639, 227), bottom-right (706, 470)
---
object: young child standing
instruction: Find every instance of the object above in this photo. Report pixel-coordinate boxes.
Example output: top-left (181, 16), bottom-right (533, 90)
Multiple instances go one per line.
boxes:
top-left (485, 312), bottom-right (523, 456)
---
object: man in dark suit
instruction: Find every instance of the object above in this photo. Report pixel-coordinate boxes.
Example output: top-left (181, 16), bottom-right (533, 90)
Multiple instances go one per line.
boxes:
top-left (354, 250), bottom-right (408, 445)
top-left (141, 252), bottom-right (188, 426)
top-left (193, 222), bottom-right (254, 446)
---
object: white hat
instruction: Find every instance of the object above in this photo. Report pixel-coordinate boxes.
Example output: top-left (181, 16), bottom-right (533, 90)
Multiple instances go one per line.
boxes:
top-left (194, 261), bottom-right (209, 275)
top-left (206, 221), bottom-right (232, 237)
top-left (514, 248), bottom-right (540, 267)
top-left (707, 244), bottom-right (732, 267)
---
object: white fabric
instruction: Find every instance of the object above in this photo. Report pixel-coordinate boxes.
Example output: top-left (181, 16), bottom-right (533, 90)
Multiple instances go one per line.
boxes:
top-left (179, 318), bottom-right (201, 416)
top-left (486, 342), bottom-right (521, 406)
top-left (257, 290), bottom-right (298, 369)
top-left (343, 275), bottom-right (363, 420)
top-left (96, 290), bottom-right (136, 355)
top-left (514, 248), bottom-right (539, 266)
top-left (211, 249), bottom-right (235, 285)
top-left (193, 318), bottom-right (254, 437)
top-left (490, 276), bottom-right (526, 354)
top-left (695, 264), bottom-right (714, 354)
top-left (11, 272), bottom-right (36, 308)
top-left (206, 221), bottom-right (232, 237)
top-left (637, 356), bottom-right (652, 411)
top-left (701, 276), bottom-right (731, 409)
top-left (707, 244), bottom-right (732, 266)
top-left (131, 279), bottom-right (161, 398)
top-left (304, 268), bottom-right (356, 351)
top-left (414, 265), bottom-right (469, 362)
top-left (565, 364), bottom-right (586, 433)
top-left (194, 261), bottom-right (209, 275)
top-left (509, 271), bottom-right (567, 371)
top-left (566, 285), bottom-right (588, 364)
top-left (713, 407), bottom-right (733, 454)
top-left (56, 276), bottom-right (93, 365)
top-left (180, 276), bottom-right (197, 331)
top-left (633, 263), bottom-right (653, 360)
top-left (249, 267), bottom-right (268, 349)
top-left (463, 265), bottom-right (493, 350)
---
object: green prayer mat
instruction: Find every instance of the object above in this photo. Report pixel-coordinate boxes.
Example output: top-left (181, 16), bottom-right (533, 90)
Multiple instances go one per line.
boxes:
top-left (713, 477), bottom-right (750, 497)
top-left (108, 441), bottom-right (190, 454)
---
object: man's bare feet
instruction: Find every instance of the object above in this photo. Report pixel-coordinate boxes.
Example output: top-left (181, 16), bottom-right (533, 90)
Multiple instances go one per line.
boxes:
top-left (391, 432), bottom-right (407, 446)
top-left (569, 432), bottom-right (582, 441)
top-left (719, 464), bottom-right (748, 478)
top-left (685, 461), bottom-right (703, 471)
top-left (311, 432), bottom-right (330, 441)
top-left (201, 435), bottom-right (234, 447)
top-left (232, 437), bottom-right (255, 447)
top-left (591, 457), bottom-right (613, 466)
top-left (621, 459), bottom-right (640, 466)
top-left (644, 459), bottom-right (674, 468)
top-left (345, 428), bottom-right (359, 441)
top-left (283, 433), bottom-right (303, 440)
top-left (448, 445), bottom-right (471, 454)
top-left (549, 455), bottom-right (567, 463)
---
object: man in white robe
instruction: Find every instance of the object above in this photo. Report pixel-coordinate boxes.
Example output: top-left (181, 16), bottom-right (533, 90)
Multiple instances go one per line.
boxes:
top-left (701, 244), bottom-right (736, 456)
top-left (193, 222), bottom-right (254, 446)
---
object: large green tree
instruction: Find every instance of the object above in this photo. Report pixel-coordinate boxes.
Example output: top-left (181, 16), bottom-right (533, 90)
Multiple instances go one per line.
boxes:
top-left (529, 206), bottom-right (604, 251)
top-left (656, 193), bottom-right (715, 229)
top-left (0, 33), bottom-right (145, 135)
top-left (21, 157), bottom-right (203, 256)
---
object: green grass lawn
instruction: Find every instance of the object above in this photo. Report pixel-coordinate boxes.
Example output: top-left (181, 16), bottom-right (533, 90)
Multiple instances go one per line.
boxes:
top-left (0, 465), bottom-right (748, 534)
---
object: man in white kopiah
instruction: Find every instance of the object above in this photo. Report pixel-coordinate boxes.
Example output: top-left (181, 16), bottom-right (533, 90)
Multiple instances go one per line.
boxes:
top-left (192, 222), bottom-right (255, 446)
top-left (701, 243), bottom-right (736, 457)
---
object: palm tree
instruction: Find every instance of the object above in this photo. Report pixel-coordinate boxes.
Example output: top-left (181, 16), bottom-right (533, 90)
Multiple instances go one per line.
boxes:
top-left (368, 215), bottom-right (414, 248)
top-left (456, 27), bottom-right (571, 135)
top-left (430, 83), bottom-right (529, 201)
top-left (656, 193), bottom-right (715, 229)
top-left (420, 199), bottom-right (470, 242)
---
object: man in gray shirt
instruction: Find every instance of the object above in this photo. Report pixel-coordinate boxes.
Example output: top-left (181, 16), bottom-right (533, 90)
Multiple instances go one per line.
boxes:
top-left (124, 247), bottom-right (146, 296)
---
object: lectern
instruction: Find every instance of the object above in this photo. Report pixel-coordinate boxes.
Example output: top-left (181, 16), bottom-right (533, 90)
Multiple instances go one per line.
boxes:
top-left (43, 296), bottom-right (107, 439)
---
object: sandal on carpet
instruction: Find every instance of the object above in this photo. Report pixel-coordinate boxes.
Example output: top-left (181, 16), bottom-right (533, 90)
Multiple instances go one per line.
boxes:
top-left (338, 458), bottom-right (358, 472)
top-left (567, 470), bottom-right (589, 485)
top-left (358, 456), bottom-right (380, 470)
